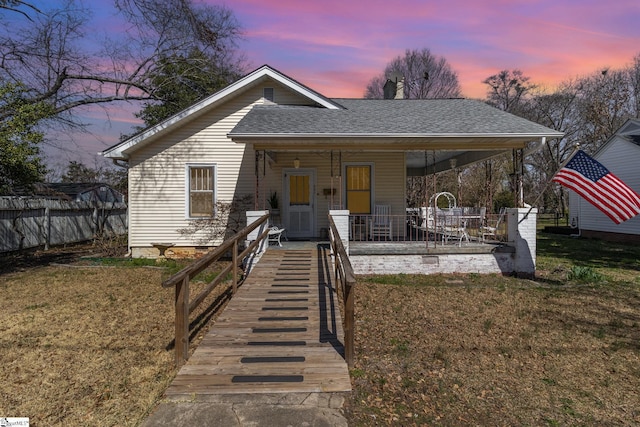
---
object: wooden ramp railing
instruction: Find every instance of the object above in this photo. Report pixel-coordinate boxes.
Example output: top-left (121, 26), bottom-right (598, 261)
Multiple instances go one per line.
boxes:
top-left (328, 214), bottom-right (356, 367)
top-left (162, 213), bottom-right (270, 365)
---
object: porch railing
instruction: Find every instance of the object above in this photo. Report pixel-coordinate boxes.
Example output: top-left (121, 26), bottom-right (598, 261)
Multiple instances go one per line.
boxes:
top-left (348, 210), bottom-right (507, 244)
top-left (161, 213), bottom-right (270, 365)
top-left (328, 214), bottom-right (355, 367)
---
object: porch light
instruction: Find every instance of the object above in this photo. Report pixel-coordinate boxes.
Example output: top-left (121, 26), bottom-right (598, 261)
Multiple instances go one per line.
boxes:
top-left (294, 157), bottom-right (300, 169)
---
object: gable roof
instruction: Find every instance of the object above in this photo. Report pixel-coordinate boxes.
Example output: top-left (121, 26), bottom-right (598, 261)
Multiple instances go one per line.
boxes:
top-left (101, 64), bottom-right (564, 165)
top-left (594, 118), bottom-right (640, 158)
top-left (101, 65), bottom-right (342, 159)
top-left (620, 118), bottom-right (640, 147)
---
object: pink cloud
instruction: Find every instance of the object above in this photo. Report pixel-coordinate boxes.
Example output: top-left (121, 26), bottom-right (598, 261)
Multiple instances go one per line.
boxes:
top-left (38, 0), bottom-right (640, 164)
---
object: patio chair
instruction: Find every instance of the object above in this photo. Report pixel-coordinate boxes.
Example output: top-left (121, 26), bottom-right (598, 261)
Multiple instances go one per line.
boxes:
top-left (441, 207), bottom-right (469, 246)
top-left (370, 204), bottom-right (393, 240)
top-left (481, 207), bottom-right (506, 242)
top-left (267, 226), bottom-right (286, 247)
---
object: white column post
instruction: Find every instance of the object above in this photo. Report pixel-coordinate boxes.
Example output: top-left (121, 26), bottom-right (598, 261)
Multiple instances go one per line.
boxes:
top-left (246, 210), bottom-right (269, 253)
top-left (507, 207), bottom-right (537, 279)
top-left (329, 209), bottom-right (350, 255)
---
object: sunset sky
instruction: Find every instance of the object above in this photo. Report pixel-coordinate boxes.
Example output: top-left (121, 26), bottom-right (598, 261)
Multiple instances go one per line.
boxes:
top-left (21, 0), bottom-right (640, 168)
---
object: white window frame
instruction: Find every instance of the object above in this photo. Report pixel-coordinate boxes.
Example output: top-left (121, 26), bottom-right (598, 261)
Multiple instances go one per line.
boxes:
top-left (185, 163), bottom-right (217, 219)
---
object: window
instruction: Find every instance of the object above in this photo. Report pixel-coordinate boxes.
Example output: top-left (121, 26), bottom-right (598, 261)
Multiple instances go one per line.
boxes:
top-left (188, 165), bottom-right (215, 218)
top-left (263, 87), bottom-right (274, 102)
top-left (346, 165), bottom-right (371, 214)
top-left (289, 174), bottom-right (310, 205)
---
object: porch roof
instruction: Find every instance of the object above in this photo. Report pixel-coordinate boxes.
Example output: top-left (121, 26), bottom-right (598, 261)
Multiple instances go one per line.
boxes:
top-left (229, 98), bottom-right (563, 174)
top-left (229, 98), bottom-right (562, 146)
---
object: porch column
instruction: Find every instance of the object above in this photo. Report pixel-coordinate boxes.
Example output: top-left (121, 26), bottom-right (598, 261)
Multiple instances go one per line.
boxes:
top-left (507, 207), bottom-right (537, 279)
top-left (246, 210), bottom-right (269, 253)
top-left (329, 210), bottom-right (350, 255)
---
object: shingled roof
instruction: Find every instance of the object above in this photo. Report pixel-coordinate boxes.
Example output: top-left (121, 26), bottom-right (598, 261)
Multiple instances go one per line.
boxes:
top-left (229, 98), bottom-right (562, 138)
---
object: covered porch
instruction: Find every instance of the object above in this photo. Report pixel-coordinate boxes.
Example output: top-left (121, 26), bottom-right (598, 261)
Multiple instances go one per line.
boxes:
top-left (238, 144), bottom-right (532, 248)
top-left (231, 97), bottom-right (562, 276)
top-left (230, 99), bottom-right (560, 239)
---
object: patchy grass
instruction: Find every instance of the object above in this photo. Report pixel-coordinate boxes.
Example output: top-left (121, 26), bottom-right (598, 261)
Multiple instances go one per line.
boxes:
top-left (1, 234), bottom-right (639, 426)
top-left (0, 244), bottom-right (231, 426)
top-left (344, 233), bottom-right (640, 426)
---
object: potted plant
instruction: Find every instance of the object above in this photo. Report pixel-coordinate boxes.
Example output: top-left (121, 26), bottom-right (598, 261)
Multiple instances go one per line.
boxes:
top-left (268, 191), bottom-right (279, 215)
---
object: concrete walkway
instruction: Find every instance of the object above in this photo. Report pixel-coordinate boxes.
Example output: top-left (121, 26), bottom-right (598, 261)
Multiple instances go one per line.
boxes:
top-left (141, 392), bottom-right (348, 426)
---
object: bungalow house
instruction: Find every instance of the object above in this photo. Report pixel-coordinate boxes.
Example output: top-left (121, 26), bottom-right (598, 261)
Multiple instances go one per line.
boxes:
top-left (569, 119), bottom-right (640, 243)
top-left (101, 65), bottom-right (562, 275)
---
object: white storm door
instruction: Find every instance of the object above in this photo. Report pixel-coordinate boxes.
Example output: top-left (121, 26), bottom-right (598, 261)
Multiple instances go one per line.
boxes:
top-left (283, 169), bottom-right (315, 239)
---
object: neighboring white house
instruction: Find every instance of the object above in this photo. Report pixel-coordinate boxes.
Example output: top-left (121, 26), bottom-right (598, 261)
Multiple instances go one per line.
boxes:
top-left (101, 65), bottom-right (562, 259)
top-left (569, 119), bottom-right (640, 242)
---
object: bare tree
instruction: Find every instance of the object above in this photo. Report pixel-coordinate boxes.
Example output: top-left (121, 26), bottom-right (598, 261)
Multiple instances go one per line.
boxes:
top-left (0, 0), bottom-right (40, 20)
top-left (483, 69), bottom-right (536, 114)
top-left (516, 58), bottom-right (640, 215)
top-left (479, 70), bottom-right (537, 210)
top-left (0, 0), bottom-right (244, 131)
top-left (576, 68), bottom-right (635, 149)
top-left (0, 0), bottom-right (244, 190)
top-left (366, 48), bottom-right (462, 208)
top-left (364, 48), bottom-right (462, 99)
top-left (629, 53), bottom-right (640, 117)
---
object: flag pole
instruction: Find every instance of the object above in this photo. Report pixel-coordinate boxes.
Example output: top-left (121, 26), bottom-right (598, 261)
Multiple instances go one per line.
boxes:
top-left (519, 143), bottom-right (581, 224)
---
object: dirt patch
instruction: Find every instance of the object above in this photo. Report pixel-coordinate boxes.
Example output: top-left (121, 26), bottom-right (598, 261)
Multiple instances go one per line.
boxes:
top-left (343, 275), bottom-right (640, 426)
top-left (0, 256), bottom-right (231, 425)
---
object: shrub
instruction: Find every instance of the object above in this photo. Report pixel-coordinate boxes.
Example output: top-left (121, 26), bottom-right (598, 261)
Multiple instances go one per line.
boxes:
top-left (567, 265), bottom-right (605, 284)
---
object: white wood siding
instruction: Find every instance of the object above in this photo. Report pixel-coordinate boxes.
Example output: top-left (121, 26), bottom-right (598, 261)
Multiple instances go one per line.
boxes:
top-left (261, 151), bottom-right (405, 237)
top-left (128, 79), bottom-right (314, 250)
top-left (569, 137), bottom-right (640, 235)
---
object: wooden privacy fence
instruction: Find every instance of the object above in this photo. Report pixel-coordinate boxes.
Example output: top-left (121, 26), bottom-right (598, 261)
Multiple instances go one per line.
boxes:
top-left (0, 198), bottom-right (127, 253)
top-left (328, 214), bottom-right (356, 367)
top-left (162, 213), bottom-right (270, 365)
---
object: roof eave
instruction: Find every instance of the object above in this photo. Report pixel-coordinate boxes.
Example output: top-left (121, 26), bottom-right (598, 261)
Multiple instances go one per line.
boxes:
top-left (230, 132), bottom-right (563, 152)
top-left (229, 132), bottom-right (562, 139)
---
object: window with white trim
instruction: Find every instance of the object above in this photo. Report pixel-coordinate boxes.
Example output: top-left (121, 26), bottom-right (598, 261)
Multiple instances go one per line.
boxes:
top-left (187, 165), bottom-right (216, 218)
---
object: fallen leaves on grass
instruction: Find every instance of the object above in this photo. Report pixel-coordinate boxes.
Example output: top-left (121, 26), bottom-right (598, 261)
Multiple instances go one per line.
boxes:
top-left (0, 258), bottom-right (231, 425)
top-left (344, 275), bottom-right (640, 426)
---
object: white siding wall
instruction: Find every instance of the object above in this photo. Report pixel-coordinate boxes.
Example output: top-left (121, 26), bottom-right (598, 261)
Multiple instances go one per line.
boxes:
top-left (128, 79), bottom-right (313, 253)
top-left (569, 137), bottom-right (640, 235)
top-left (261, 151), bottom-right (405, 238)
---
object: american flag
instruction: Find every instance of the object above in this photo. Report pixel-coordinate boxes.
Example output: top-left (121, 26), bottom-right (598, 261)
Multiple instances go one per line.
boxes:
top-left (552, 150), bottom-right (640, 224)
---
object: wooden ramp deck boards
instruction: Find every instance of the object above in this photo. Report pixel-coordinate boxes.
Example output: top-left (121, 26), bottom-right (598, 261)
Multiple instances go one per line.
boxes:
top-left (165, 246), bottom-right (352, 397)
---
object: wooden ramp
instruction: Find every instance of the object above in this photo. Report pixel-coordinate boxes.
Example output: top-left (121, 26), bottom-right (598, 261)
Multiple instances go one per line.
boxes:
top-left (165, 245), bottom-right (352, 397)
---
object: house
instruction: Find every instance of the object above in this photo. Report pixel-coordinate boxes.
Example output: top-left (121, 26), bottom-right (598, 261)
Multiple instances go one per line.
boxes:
top-left (101, 65), bottom-right (562, 275)
top-left (43, 182), bottom-right (125, 203)
top-left (569, 119), bottom-right (640, 243)
top-left (8, 182), bottom-right (125, 203)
